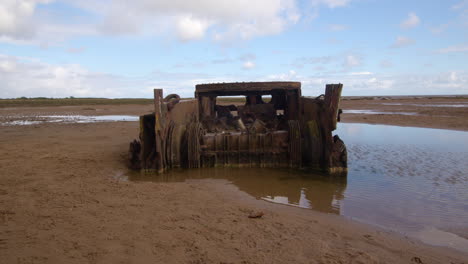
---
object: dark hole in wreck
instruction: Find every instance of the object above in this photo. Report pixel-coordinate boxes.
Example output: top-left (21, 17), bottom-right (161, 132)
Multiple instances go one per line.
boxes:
top-left (128, 82), bottom-right (347, 175)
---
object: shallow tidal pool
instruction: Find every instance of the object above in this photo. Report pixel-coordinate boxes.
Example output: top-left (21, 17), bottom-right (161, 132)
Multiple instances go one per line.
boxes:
top-left (123, 123), bottom-right (468, 252)
top-left (0, 115), bottom-right (139, 125)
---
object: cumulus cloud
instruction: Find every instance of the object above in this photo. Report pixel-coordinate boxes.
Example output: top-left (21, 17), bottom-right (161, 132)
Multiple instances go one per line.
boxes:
top-left (0, 0), bottom-right (361, 44)
top-left (239, 53), bottom-right (257, 69)
top-left (0, 53), bottom-right (247, 98)
top-left (76, 0), bottom-right (300, 42)
top-left (0, 0), bottom-right (301, 43)
top-left (0, 0), bottom-right (53, 39)
top-left (0, 1), bottom-right (96, 45)
top-left (303, 71), bottom-right (467, 95)
top-left (400, 12), bottom-right (420, 29)
top-left (1, 54), bottom-right (467, 98)
top-left (175, 15), bottom-right (211, 41)
top-left (0, 54), bottom-right (127, 98)
top-left (266, 70), bottom-right (299, 81)
top-left (391, 36), bottom-right (415, 48)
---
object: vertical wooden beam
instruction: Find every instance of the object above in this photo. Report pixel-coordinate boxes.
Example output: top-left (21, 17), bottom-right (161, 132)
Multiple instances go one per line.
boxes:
top-left (324, 84), bottom-right (343, 131)
top-left (285, 90), bottom-right (300, 120)
top-left (154, 89), bottom-right (164, 172)
top-left (200, 95), bottom-right (215, 120)
top-left (211, 96), bottom-right (217, 116)
top-left (321, 83), bottom-right (343, 171)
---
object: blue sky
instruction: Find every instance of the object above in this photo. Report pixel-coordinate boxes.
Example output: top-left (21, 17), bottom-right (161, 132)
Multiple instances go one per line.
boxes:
top-left (0, 0), bottom-right (467, 98)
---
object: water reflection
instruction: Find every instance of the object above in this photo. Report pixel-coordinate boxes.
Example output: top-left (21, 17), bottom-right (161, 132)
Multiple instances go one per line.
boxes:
top-left (125, 123), bottom-right (468, 252)
top-left (129, 168), bottom-right (347, 214)
top-left (381, 103), bottom-right (468, 107)
top-left (1, 115), bottom-right (139, 125)
top-left (344, 110), bottom-right (419, 115)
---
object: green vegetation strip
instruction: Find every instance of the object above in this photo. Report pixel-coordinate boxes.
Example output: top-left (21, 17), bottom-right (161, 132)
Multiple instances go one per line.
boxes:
top-left (0, 98), bottom-right (154, 107)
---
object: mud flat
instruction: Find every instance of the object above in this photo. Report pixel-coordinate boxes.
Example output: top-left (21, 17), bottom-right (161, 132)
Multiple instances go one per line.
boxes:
top-left (340, 96), bottom-right (468, 131)
top-left (0, 103), bottom-right (467, 263)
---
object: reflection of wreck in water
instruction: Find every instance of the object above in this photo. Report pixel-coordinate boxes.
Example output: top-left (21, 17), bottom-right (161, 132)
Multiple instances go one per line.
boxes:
top-left (129, 82), bottom-right (347, 174)
top-left (225, 169), bottom-right (347, 214)
top-left (129, 167), bottom-right (347, 214)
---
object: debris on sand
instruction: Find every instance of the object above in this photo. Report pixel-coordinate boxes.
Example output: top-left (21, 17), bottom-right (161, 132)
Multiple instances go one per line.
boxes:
top-left (248, 211), bottom-right (264, 219)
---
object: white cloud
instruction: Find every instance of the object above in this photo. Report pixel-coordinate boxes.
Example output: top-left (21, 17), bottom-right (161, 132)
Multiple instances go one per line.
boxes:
top-left (0, 54), bottom-right (125, 98)
top-left (1, 54), bottom-right (467, 98)
top-left (301, 71), bottom-right (468, 95)
top-left (242, 61), bottom-right (256, 70)
top-left (391, 36), bottom-right (415, 48)
top-left (176, 16), bottom-right (211, 41)
top-left (0, 2), bottom-right (96, 46)
top-left (0, 0), bottom-right (360, 44)
top-left (0, 0), bottom-right (53, 39)
top-left (75, 0), bottom-right (300, 42)
top-left (0, 0), bottom-right (301, 43)
top-left (0, 53), bottom-right (248, 98)
top-left (435, 44), bottom-right (468, 53)
top-left (400, 12), bottom-right (420, 29)
top-left (266, 70), bottom-right (299, 80)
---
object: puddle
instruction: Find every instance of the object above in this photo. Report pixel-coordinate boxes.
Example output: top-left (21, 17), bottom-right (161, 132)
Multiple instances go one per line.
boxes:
top-left (127, 168), bottom-right (347, 214)
top-left (381, 103), bottom-right (468, 107)
top-left (122, 123), bottom-right (468, 253)
top-left (1, 115), bottom-right (139, 125)
top-left (413, 227), bottom-right (468, 253)
top-left (343, 110), bottom-right (419, 115)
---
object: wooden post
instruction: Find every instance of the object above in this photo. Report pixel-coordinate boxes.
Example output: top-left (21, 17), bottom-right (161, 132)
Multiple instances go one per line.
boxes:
top-left (285, 90), bottom-right (300, 121)
top-left (200, 95), bottom-right (215, 120)
top-left (154, 89), bottom-right (165, 172)
top-left (322, 83), bottom-right (343, 170)
top-left (324, 84), bottom-right (343, 131)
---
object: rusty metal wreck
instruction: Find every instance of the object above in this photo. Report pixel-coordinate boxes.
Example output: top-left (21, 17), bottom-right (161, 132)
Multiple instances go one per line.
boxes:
top-left (128, 82), bottom-right (347, 174)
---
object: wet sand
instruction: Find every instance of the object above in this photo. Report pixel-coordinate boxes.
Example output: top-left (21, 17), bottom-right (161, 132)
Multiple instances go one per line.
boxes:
top-left (340, 97), bottom-right (468, 131)
top-left (1, 100), bottom-right (467, 263)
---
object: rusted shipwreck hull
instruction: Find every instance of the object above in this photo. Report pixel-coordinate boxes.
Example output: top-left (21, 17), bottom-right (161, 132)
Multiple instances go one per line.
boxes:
top-left (128, 82), bottom-right (347, 174)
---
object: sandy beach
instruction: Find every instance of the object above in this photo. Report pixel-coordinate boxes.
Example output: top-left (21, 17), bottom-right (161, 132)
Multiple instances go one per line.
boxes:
top-left (1, 99), bottom-right (467, 263)
top-left (341, 96), bottom-right (468, 131)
